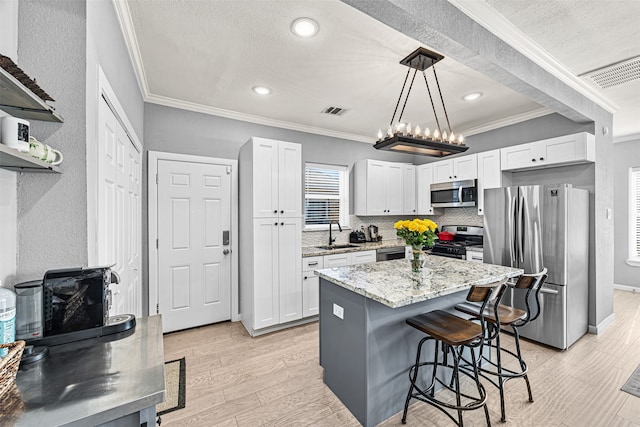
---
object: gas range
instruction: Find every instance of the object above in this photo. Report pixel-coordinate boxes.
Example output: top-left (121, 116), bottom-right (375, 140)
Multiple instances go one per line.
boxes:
top-left (431, 225), bottom-right (483, 260)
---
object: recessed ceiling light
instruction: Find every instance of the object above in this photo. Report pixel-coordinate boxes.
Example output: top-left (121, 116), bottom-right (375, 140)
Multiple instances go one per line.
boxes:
top-left (462, 92), bottom-right (483, 101)
top-left (252, 85), bottom-right (272, 95)
top-left (291, 18), bottom-right (319, 38)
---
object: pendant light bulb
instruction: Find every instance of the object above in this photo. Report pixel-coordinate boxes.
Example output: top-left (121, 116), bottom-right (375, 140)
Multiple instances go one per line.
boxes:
top-left (377, 129), bottom-right (383, 140)
top-left (424, 127), bottom-right (430, 139)
top-left (458, 134), bottom-right (464, 144)
top-left (449, 133), bottom-right (455, 143)
top-left (415, 125), bottom-right (421, 137)
top-left (387, 127), bottom-right (393, 137)
top-left (442, 130), bottom-right (448, 141)
top-left (433, 129), bottom-right (440, 140)
top-left (406, 123), bottom-right (412, 136)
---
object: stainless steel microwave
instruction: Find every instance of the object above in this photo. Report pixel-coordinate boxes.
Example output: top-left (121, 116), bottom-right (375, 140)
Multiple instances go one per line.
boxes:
top-left (430, 179), bottom-right (477, 207)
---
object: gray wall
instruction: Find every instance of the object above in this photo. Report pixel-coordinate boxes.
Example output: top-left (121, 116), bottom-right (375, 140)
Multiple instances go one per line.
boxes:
top-left (16, 0), bottom-right (88, 281)
top-left (14, 0), bottom-right (143, 282)
top-left (614, 139), bottom-right (640, 287)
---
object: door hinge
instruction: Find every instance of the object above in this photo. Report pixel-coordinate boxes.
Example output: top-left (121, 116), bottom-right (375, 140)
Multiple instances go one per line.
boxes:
top-left (156, 303), bottom-right (159, 314)
top-left (156, 239), bottom-right (159, 249)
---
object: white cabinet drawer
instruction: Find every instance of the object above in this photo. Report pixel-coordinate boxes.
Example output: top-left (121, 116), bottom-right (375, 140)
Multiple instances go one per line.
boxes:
top-left (351, 250), bottom-right (376, 265)
top-left (303, 256), bottom-right (324, 272)
top-left (467, 251), bottom-right (484, 263)
top-left (324, 253), bottom-right (351, 267)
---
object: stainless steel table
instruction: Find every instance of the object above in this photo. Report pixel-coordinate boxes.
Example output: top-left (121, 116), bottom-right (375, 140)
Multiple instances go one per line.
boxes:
top-left (4, 315), bottom-right (165, 427)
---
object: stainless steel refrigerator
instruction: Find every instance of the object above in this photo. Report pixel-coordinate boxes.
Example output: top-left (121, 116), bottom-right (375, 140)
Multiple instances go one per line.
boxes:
top-left (483, 184), bottom-right (589, 349)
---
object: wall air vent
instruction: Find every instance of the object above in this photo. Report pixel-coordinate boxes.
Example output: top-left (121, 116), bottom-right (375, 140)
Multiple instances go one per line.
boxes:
top-left (580, 56), bottom-right (640, 89)
top-left (321, 106), bottom-right (348, 116)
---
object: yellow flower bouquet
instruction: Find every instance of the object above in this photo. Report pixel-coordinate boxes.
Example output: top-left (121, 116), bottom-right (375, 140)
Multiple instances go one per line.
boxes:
top-left (394, 218), bottom-right (438, 272)
top-left (394, 218), bottom-right (438, 249)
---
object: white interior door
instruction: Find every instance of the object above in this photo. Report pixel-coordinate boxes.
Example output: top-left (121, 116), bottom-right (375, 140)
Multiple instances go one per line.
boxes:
top-left (157, 159), bottom-right (232, 332)
top-left (97, 97), bottom-right (141, 317)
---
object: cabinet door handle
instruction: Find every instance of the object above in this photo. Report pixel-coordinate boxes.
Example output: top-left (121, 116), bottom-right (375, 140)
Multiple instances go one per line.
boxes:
top-left (449, 176), bottom-right (452, 179)
top-left (274, 210), bottom-right (278, 214)
top-left (308, 262), bottom-right (318, 266)
top-left (532, 158), bottom-right (536, 162)
top-left (280, 210), bottom-right (284, 214)
top-left (281, 222), bottom-right (284, 226)
top-left (454, 175), bottom-right (457, 178)
top-left (539, 157), bottom-right (544, 161)
top-left (274, 222), bottom-right (278, 226)
top-left (304, 276), bottom-right (308, 280)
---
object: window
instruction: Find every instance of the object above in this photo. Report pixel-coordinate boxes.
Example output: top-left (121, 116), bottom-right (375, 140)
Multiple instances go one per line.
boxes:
top-left (629, 167), bottom-right (640, 266)
top-left (304, 163), bottom-right (349, 229)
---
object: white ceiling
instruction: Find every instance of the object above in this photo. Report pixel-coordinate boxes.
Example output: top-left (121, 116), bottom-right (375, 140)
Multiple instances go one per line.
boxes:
top-left (119, 0), bottom-right (640, 143)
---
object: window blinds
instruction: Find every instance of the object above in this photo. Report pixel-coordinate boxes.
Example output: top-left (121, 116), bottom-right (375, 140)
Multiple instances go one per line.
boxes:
top-left (305, 165), bottom-right (343, 225)
top-left (632, 168), bottom-right (640, 259)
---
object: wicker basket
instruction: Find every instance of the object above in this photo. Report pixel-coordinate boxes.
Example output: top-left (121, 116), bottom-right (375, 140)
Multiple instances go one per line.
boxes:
top-left (0, 340), bottom-right (26, 398)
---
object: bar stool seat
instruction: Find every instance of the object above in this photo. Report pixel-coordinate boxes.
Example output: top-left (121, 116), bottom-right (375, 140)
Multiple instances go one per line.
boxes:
top-left (454, 269), bottom-right (548, 423)
top-left (401, 280), bottom-right (508, 427)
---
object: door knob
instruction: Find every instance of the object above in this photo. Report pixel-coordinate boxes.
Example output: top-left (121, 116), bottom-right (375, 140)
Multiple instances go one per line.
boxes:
top-left (223, 249), bottom-right (230, 255)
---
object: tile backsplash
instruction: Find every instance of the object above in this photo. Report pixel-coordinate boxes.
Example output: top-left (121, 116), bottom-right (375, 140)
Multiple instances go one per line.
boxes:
top-left (302, 208), bottom-right (483, 247)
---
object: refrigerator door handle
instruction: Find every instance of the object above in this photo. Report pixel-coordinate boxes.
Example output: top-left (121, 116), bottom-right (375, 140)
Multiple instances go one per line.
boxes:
top-left (539, 287), bottom-right (559, 295)
top-left (510, 194), bottom-right (518, 265)
top-left (518, 195), bottom-right (525, 264)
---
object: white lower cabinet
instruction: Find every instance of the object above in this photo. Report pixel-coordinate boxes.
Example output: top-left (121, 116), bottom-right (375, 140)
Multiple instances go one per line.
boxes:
top-left (323, 250), bottom-right (376, 267)
top-left (302, 256), bottom-right (323, 318)
top-left (243, 217), bottom-right (302, 334)
top-left (466, 251), bottom-right (484, 263)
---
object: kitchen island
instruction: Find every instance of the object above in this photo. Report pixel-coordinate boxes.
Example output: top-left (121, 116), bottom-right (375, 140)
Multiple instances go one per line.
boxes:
top-left (317, 257), bottom-right (522, 427)
top-left (4, 316), bottom-right (165, 427)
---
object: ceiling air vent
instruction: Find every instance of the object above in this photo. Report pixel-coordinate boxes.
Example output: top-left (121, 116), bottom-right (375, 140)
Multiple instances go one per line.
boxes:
top-left (321, 106), bottom-right (348, 116)
top-left (580, 56), bottom-right (640, 89)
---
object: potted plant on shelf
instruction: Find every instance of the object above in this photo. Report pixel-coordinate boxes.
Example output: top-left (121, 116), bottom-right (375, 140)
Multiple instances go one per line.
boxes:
top-left (394, 218), bottom-right (438, 272)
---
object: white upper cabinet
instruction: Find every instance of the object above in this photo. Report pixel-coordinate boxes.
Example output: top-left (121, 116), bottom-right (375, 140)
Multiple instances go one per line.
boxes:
top-left (501, 132), bottom-right (595, 171)
top-left (432, 154), bottom-right (478, 183)
top-left (416, 164), bottom-right (437, 215)
top-left (251, 138), bottom-right (302, 218)
top-left (477, 149), bottom-right (502, 216)
top-left (354, 159), bottom-right (404, 216)
top-left (403, 165), bottom-right (417, 215)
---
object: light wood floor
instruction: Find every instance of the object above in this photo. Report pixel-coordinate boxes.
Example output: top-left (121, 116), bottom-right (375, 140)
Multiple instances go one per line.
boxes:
top-left (161, 290), bottom-right (640, 426)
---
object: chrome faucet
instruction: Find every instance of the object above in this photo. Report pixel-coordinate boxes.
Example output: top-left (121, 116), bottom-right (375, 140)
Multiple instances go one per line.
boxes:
top-left (329, 220), bottom-right (342, 246)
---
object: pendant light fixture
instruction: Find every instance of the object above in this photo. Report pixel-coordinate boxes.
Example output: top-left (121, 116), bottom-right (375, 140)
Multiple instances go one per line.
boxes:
top-left (374, 47), bottom-right (469, 157)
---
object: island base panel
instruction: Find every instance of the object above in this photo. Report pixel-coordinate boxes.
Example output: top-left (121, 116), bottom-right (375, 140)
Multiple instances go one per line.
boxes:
top-left (320, 278), bottom-right (473, 427)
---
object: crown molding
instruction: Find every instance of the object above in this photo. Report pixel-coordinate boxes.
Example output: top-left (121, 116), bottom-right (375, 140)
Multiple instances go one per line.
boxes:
top-left (112, 0), bottom-right (150, 98)
top-left (145, 94), bottom-right (376, 144)
top-left (447, 0), bottom-right (619, 114)
top-left (613, 132), bottom-right (640, 143)
top-left (461, 107), bottom-right (551, 137)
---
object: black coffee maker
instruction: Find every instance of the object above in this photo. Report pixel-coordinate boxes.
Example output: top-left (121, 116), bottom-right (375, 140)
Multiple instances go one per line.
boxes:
top-left (17, 266), bottom-right (136, 351)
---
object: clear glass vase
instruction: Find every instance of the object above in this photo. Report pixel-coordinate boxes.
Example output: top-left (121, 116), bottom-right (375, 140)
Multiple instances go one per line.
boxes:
top-left (411, 246), bottom-right (426, 272)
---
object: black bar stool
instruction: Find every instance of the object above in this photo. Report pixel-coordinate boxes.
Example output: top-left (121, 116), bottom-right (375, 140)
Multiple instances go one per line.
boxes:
top-left (402, 280), bottom-right (508, 426)
top-left (454, 268), bottom-right (547, 422)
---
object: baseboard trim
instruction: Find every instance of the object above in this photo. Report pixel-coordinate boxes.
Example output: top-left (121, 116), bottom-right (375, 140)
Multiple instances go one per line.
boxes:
top-left (588, 312), bottom-right (616, 334)
top-left (242, 316), bottom-right (318, 337)
top-left (613, 283), bottom-right (640, 293)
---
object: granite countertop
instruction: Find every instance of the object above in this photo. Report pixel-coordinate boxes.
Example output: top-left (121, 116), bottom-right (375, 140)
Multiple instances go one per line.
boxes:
top-left (302, 239), bottom-right (407, 257)
top-left (8, 316), bottom-right (165, 426)
top-left (316, 256), bottom-right (522, 308)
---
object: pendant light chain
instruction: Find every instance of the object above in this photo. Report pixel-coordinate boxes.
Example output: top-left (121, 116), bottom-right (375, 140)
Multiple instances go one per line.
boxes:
top-left (432, 64), bottom-right (452, 135)
top-left (397, 66), bottom-right (420, 126)
top-left (389, 67), bottom-right (412, 127)
top-left (422, 61), bottom-right (442, 136)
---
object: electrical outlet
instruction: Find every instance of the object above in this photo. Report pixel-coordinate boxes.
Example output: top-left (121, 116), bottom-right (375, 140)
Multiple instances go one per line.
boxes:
top-left (333, 303), bottom-right (344, 319)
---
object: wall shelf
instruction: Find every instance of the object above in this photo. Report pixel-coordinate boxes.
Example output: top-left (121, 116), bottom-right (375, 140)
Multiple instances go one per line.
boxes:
top-left (0, 144), bottom-right (61, 173)
top-left (0, 66), bottom-right (64, 123)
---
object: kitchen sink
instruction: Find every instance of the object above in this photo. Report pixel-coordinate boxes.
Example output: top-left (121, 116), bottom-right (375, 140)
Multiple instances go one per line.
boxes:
top-left (316, 244), bottom-right (360, 250)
